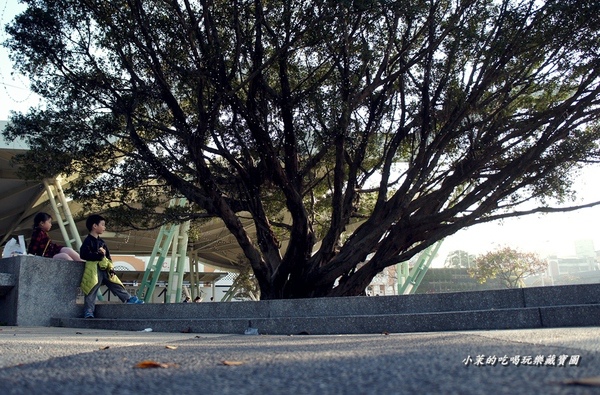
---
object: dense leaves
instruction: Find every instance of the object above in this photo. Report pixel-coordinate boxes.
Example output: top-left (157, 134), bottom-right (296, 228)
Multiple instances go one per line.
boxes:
top-left (3, 0), bottom-right (600, 298)
top-left (468, 246), bottom-right (548, 288)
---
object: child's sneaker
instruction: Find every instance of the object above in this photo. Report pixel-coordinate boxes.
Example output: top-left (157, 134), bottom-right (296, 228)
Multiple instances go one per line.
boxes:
top-left (84, 311), bottom-right (94, 318)
top-left (126, 296), bottom-right (144, 304)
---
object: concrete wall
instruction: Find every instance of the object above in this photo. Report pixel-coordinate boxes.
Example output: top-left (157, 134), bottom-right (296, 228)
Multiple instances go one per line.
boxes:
top-left (0, 255), bottom-right (84, 326)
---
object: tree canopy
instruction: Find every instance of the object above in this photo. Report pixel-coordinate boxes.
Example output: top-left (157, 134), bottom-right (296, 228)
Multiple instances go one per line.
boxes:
top-left (468, 246), bottom-right (548, 288)
top-left (3, 0), bottom-right (600, 298)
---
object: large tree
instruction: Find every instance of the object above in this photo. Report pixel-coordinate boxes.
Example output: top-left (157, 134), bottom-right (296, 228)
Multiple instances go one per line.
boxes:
top-left (3, 0), bottom-right (600, 299)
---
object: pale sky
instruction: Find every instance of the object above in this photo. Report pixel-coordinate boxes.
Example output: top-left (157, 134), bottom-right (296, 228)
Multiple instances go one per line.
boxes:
top-left (1, 0), bottom-right (41, 119)
top-left (2, 0), bottom-right (600, 266)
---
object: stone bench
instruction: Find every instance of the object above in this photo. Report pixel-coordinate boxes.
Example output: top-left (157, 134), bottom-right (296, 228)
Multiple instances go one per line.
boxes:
top-left (0, 255), bottom-right (84, 326)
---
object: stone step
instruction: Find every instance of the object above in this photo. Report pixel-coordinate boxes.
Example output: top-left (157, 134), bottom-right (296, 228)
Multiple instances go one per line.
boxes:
top-left (52, 304), bottom-right (600, 335)
top-left (70, 282), bottom-right (600, 321)
top-left (51, 283), bottom-right (600, 335)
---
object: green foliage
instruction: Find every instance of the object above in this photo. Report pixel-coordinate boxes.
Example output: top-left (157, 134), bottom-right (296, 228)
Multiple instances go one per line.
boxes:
top-left (468, 246), bottom-right (548, 288)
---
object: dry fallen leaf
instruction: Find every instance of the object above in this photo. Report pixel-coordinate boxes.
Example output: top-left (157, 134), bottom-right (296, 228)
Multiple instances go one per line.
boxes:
top-left (136, 360), bottom-right (168, 369)
top-left (99, 346), bottom-right (110, 350)
top-left (135, 360), bottom-right (179, 369)
top-left (561, 377), bottom-right (600, 387)
top-left (165, 345), bottom-right (178, 350)
top-left (221, 360), bottom-right (244, 366)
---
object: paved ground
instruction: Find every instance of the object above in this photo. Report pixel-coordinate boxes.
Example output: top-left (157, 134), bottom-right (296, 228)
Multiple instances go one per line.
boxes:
top-left (1, 326), bottom-right (600, 394)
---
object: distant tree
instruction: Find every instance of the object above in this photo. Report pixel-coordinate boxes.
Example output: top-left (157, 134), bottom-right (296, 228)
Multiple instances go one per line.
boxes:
top-left (228, 257), bottom-right (260, 301)
top-left (469, 247), bottom-right (548, 288)
top-left (3, 0), bottom-right (600, 299)
top-left (444, 250), bottom-right (475, 269)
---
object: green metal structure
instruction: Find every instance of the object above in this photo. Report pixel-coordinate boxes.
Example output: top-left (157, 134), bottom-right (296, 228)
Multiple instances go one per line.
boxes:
top-left (397, 240), bottom-right (444, 295)
top-left (136, 198), bottom-right (188, 302)
top-left (220, 275), bottom-right (242, 302)
top-left (165, 219), bottom-right (190, 303)
top-left (43, 178), bottom-right (82, 250)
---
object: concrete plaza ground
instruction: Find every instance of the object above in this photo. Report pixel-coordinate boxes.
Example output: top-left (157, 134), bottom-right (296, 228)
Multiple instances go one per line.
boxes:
top-left (1, 326), bottom-right (599, 394)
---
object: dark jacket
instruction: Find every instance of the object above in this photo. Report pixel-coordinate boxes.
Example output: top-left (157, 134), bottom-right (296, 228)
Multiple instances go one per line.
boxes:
top-left (80, 234), bottom-right (111, 262)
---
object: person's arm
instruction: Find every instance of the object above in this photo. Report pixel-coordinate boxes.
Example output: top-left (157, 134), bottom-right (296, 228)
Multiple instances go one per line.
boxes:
top-left (100, 238), bottom-right (111, 261)
top-left (80, 236), bottom-right (104, 261)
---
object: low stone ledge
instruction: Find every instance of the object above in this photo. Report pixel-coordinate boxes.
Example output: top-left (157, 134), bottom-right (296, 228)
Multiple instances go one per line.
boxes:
top-left (94, 287), bottom-right (530, 320)
top-left (0, 255), bottom-right (84, 326)
top-left (53, 307), bottom-right (545, 335)
top-left (72, 283), bottom-right (600, 335)
top-left (94, 283), bottom-right (600, 321)
top-left (524, 283), bottom-right (600, 307)
top-left (55, 302), bottom-right (600, 335)
top-left (539, 304), bottom-right (600, 328)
